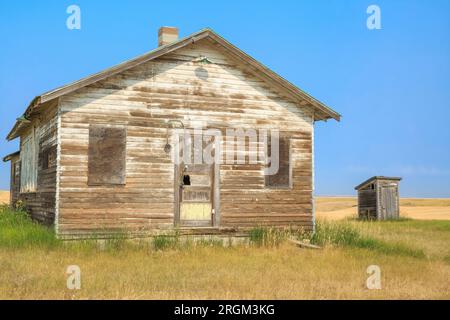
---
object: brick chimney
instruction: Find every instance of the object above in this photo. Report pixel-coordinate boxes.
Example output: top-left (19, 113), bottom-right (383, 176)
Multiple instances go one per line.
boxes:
top-left (158, 26), bottom-right (179, 46)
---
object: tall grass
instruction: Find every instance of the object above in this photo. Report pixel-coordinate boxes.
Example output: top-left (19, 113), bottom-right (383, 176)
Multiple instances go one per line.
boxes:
top-left (249, 227), bottom-right (291, 247)
top-left (248, 222), bottom-right (425, 258)
top-left (0, 205), bottom-right (59, 249)
top-left (311, 220), bottom-right (425, 258)
top-left (0, 205), bottom-right (229, 252)
top-left (152, 233), bottom-right (227, 250)
top-left (152, 234), bottom-right (180, 250)
top-left (0, 205), bottom-right (426, 258)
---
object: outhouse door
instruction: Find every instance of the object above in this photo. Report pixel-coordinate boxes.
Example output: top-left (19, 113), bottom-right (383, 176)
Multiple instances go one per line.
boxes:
top-left (380, 185), bottom-right (398, 219)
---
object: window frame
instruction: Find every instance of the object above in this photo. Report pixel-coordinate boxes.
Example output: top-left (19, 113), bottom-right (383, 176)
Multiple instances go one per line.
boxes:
top-left (41, 145), bottom-right (56, 170)
top-left (264, 135), bottom-right (292, 190)
top-left (20, 128), bottom-right (38, 193)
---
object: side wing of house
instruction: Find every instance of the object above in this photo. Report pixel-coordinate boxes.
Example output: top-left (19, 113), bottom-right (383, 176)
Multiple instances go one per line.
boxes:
top-left (4, 153), bottom-right (21, 205)
top-left (15, 100), bottom-right (59, 225)
top-left (57, 38), bottom-right (315, 237)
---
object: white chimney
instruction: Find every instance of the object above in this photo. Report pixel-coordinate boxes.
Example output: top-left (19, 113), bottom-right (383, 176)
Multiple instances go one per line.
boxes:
top-left (158, 26), bottom-right (179, 47)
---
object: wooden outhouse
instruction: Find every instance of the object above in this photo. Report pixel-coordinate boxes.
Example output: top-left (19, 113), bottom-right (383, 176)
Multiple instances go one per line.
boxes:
top-left (4, 27), bottom-right (340, 238)
top-left (355, 176), bottom-right (402, 220)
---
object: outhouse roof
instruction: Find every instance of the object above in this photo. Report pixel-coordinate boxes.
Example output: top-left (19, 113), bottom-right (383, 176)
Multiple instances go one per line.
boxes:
top-left (354, 176), bottom-right (402, 190)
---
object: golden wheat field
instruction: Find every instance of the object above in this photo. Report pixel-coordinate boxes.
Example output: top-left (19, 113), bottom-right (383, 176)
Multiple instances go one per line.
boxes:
top-left (315, 197), bottom-right (450, 221)
top-left (0, 191), bottom-right (8, 204)
top-left (0, 192), bottom-right (449, 299)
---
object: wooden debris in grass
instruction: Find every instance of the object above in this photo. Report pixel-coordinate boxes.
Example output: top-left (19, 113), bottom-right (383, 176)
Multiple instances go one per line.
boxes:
top-left (288, 238), bottom-right (322, 250)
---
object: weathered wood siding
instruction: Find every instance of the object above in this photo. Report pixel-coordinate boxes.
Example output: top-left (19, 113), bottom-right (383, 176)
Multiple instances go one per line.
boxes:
top-left (376, 179), bottom-right (400, 220)
top-left (57, 39), bottom-right (314, 236)
top-left (9, 155), bottom-right (21, 206)
top-left (357, 183), bottom-right (377, 219)
top-left (357, 178), bottom-right (400, 220)
top-left (18, 102), bottom-right (59, 225)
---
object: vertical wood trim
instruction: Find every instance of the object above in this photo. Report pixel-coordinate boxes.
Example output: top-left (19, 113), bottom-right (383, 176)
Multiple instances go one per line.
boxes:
top-left (213, 161), bottom-right (220, 226)
top-left (375, 181), bottom-right (378, 219)
top-left (174, 163), bottom-right (180, 227)
top-left (210, 164), bottom-right (215, 226)
top-left (54, 99), bottom-right (62, 236)
top-left (311, 114), bottom-right (316, 233)
top-left (32, 125), bottom-right (39, 191)
top-left (289, 137), bottom-right (293, 189)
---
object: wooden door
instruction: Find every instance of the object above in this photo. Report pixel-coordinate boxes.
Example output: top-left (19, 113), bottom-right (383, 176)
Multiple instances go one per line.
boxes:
top-left (381, 186), bottom-right (397, 219)
top-left (179, 164), bottom-right (214, 226)
top-left (175, 133), bottom-right (218, 227)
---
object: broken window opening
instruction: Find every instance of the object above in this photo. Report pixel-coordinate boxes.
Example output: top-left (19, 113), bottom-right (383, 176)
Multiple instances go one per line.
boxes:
top-left (183, 175), bottom-right (191, 186)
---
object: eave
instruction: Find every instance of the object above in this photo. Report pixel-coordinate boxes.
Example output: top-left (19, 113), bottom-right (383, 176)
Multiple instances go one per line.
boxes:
top-left (6, 28), bottom-right (341, 141)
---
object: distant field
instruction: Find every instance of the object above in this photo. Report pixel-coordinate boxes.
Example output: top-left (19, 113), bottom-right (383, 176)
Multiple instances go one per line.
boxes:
top-left (316, 197), bottom-right (450, 221)
top-left (0, 191), bottom-right (9, 204)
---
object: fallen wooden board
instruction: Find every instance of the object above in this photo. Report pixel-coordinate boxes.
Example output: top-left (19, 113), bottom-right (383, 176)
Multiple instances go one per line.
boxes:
top-left (288, 238), bottom-right (322, 250)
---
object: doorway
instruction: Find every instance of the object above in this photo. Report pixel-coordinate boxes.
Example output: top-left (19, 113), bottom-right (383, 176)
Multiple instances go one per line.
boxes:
top-left (179, 164), bottom-right (214, 227)
top-left (174, 133), bottom-right (220, 227)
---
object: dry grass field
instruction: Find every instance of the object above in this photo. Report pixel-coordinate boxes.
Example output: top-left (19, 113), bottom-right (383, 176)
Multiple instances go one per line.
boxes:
top-left (2, 240), bottom-right (449, 300)
top-left (0, 196), bottom-right (449, 300)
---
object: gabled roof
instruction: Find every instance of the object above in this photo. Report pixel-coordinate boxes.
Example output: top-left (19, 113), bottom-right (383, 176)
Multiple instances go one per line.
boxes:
top-left (355, 176), bottom-right (402, 190)
top-left (6, 28), bottom-right (341, 141)
top-left (3, 151), bottom-right (20, 162)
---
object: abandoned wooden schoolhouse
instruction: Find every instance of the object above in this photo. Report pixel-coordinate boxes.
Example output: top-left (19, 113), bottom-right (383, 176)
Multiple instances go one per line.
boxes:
top-left (355, 176), bottom-right (402, 220)
top-left (4, 27), bottom-right (340, 238)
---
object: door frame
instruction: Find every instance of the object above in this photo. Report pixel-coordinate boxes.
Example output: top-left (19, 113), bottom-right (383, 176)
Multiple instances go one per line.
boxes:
top-left (173, 157), bottom-right (221, 228)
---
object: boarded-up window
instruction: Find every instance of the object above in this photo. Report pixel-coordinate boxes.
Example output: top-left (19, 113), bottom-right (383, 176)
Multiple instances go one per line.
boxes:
top-left (20, 129), bottom-right (38, 193)
top-left (265, 136), bottom-right (291, 188)
top-left (40, 146), bottom-right (57, 170)
top-left (88, 125), bottom-right (127, 186)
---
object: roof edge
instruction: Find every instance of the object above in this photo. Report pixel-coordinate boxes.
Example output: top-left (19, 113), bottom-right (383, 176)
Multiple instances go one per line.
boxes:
top-left (204, 30), bottom-right (340, 122)
top-left (3, 151), bottom-right (20, 162)
top-left (6, 27), bottom-right (341, 140)
top-left (355, 176), bottom-right (402, 190)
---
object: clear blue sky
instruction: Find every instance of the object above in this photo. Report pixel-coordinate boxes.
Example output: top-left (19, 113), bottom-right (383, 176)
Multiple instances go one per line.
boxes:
top-left (1, 1), bottom-right (449, 197)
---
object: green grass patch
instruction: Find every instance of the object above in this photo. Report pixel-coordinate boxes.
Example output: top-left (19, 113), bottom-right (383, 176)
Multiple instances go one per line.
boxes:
top-left (249, 227), bottom-right (290, 247)
top-left (152, 234), bottom-right (181, 250)
top-left (444, 255), bottom-right (450, 264)
top-left (396, 220), bottom-right (450, 232)
top-left (0, 205), bottom-right (60, 249)
top-left (0, 205), bottom-right (431, 259)
top-left (311, 220), bottom-right (425, 258)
